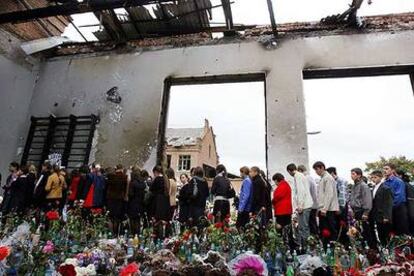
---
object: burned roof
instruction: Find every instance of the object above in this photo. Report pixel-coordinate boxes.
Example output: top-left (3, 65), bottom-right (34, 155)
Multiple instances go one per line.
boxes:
top-left (0, 0), bottom-right (230, 43)
top-left (92, 0), bottom-right (213, 41)
top-left (0, 0), bottom-right (71, 41)
top-left (49, 12), bottom-right (414, 57)
top-left (166, 127), bottom-right (205, 147)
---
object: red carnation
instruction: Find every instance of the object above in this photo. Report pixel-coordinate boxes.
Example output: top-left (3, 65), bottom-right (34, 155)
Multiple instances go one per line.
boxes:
top-left (183, 232), bottom-right (191, 241)
top-left (91, 208), bottom-right (103, 215)
top-left (58, 264), bottom-right (76, 276)
top-left (224, 217), bottom-right (230, 224)
top-left (119, 262), bottom-right (140, 276)
top-left (322, 228), bottom-right (331, 238)
top-left (214, 222), bottom-right (223, 229)
top-left (0, 246), bottom-right (10, 261)
top-left (207, 213), bottom-right (214, 221)
top-left (45, 210), bottom-right (59, 221)
top-left (389, 231), bottom-right (396, 238)
top-left (223, 227), bottom-right (230, 233)
top-left (339, 220), bottom-right (347, 228)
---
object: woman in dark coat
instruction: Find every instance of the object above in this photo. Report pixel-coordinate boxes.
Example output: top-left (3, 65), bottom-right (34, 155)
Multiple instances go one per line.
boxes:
top-left (25, 165), bottom-right (37, 209)
top-left (92, 167), bottom-right (106, 208)
top-left (127, 167), bottom-right (146, 235)
top-left (150, 165), bottom-right (170, 222)
top-left (188, 167), bottom-right (210, 226)
top-left (105, 165), bottom-right (128, 235)
top-left (250, 167), bottom-right (267, 215)
top-left (8, 165), bottom-right (29, 214)
top-left (211, 164), bottom-right (234, 221)
top-left (178, 173), bottom-right (191, 224)
top-left (260, 170), bottom-right (273, 223)
top-left (33, 162), bottom-right (51, 210)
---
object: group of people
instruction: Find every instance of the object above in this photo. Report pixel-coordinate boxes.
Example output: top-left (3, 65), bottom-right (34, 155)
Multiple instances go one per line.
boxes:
top-left (241, 161), bottom-right (413, 252)
top-left (1, 159), bottom-right (413, 252)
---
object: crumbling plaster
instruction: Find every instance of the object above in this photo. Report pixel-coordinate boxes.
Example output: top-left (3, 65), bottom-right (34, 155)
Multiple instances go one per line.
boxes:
top-left (0, 55), bottom-right (37, 181)
top-left (6, 29), bottom-right (414, 175)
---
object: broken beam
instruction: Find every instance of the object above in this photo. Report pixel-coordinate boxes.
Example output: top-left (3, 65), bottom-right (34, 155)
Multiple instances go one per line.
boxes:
top-left (410, 74), bottom-right (414, 96)
top-left (303, 65), bottom-right (414, 79)
top-left (0, 0), bottom-right (172, 25)
top-left (221, 0), bottom-right (234, 34)
top-left (266, 0), bottom-right (278, 37)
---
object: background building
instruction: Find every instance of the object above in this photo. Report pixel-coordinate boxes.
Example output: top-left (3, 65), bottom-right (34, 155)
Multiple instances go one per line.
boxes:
top-left (166, 119), bottom-right (219, 178)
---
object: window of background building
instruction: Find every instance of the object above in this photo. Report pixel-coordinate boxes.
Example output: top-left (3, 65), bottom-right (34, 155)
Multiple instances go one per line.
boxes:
top-left (209, 145), bottom-right (211, 159)
top-left (178, 155), bottom-right (191, 171)
top-left (167, 154), bottom-right (172, 168)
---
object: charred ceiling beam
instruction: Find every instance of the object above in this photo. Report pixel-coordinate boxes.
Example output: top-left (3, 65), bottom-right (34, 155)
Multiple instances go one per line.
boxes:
top-left (108, 9), bottom-right (128, 40)
top-left (94, 12), bottom-right (119, 41)
top-left (0, 0), bottom-right (172, 25)
top-left (192, 0), bottom-right (205, 30)
top-left (125, 8), bottom-right (142, 37)
top-left (221, 0), bottom-right (235, 36)
top-left (83, 2), bottom-right (228, 26)
top-left (410, 74), bottom-right (414, 96)
top-left (17, 0), bottom-right (54, 37)
top-left (303, 64), bottom-right (414, 79)
top-left (266, 0), bottom-right (278, 37)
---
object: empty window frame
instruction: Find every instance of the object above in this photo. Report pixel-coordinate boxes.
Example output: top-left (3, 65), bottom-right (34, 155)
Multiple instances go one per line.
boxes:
top-left (178, 155), bottom-right (191, 171)
top-left (21, 114), bottom-right (99, 170)
top-left (158, 73), bottom-right (268, 176)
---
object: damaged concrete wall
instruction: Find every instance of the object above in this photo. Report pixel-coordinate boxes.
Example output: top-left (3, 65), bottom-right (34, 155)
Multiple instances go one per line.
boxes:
top-left (27, 30), bottom-right (414, 174)
top-left (0, 55), bottom-right (37, 181)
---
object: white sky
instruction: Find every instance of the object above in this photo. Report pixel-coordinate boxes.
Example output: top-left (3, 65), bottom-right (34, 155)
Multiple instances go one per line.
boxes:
top-left (61, 2), bottom-right (414, 179)
top-left (167, 83), bottom-right (266, 174)
top-left (305, 76), bottom-right (414, 179)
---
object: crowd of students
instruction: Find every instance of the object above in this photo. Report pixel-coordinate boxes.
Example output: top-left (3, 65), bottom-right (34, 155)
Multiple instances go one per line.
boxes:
top-left (261, 162), bottom-right (414, 252)
top-left (0, 160), bottom-right (413, 252)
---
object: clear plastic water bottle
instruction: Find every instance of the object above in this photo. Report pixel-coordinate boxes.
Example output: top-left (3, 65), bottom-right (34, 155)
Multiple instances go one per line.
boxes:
top-left (292, 250), bottom-right (299, 269)
top-left (264, 252), bottom-right (274, 275)
top-left (274, 251), bottom-right (283, 276)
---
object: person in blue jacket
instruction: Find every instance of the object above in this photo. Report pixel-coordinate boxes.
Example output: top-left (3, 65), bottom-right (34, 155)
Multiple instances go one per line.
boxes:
top-left (236, 166), bottom-right (253, 230)
top-left (383, 163), bottom-right (409, 235)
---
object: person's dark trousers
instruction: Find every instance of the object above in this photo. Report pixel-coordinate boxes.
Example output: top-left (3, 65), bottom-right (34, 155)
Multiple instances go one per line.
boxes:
top-left (392, 204), bottom-right (410, 235)
top-left (367, 216), bottom-right (379, 250)
top-left (377, 222), bottom-right (392, 247)
top-left (309, 209), bottom-right (318, 236)
top-left (236, 211), bottom-right (250, 230)
top-left (276, 214), bottom-right (292, 229)
top-left (354, 209), bottom-right (376, 249)
top-left (213, 200), bottom-right (230, 222)
top-left (337, 205), bottom-right (350, 247)
top-left (319, 211), bottom-right (338, 248)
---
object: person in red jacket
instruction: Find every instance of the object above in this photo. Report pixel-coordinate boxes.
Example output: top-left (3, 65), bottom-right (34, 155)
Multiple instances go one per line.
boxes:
top-left (272, 173), bottom-right (293, 229)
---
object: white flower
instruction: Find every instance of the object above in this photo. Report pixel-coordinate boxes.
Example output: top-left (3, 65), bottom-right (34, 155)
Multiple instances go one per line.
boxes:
top-left (64, 258), bottom-right (78, 266)
top-left (75, 264), bottom-right (96, 275)
top-left (109, 258), bottom-right (116, 265)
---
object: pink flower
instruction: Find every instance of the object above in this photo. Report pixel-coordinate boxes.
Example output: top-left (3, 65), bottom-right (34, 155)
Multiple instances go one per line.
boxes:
top-left (233, 256), bottom-right (265, 276)
top-left (42, 240), bottom-right (55, 254)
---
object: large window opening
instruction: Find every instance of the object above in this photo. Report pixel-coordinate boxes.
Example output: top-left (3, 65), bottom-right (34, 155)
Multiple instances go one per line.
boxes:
top-left (21, 115), bottom-right (99, 170)
top-left (162, 75), bottom-right (267, 182)
top-left (303, 73), bottom-right (414, 179)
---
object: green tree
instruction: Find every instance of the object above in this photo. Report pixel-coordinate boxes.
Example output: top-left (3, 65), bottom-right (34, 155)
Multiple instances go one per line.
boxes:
top-left (365, 156), bottom-right (414, 175)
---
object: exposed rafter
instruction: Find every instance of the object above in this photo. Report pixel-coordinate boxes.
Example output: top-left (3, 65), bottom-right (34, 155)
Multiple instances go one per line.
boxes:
top-left (0, 0), bottom-right (173, 24)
